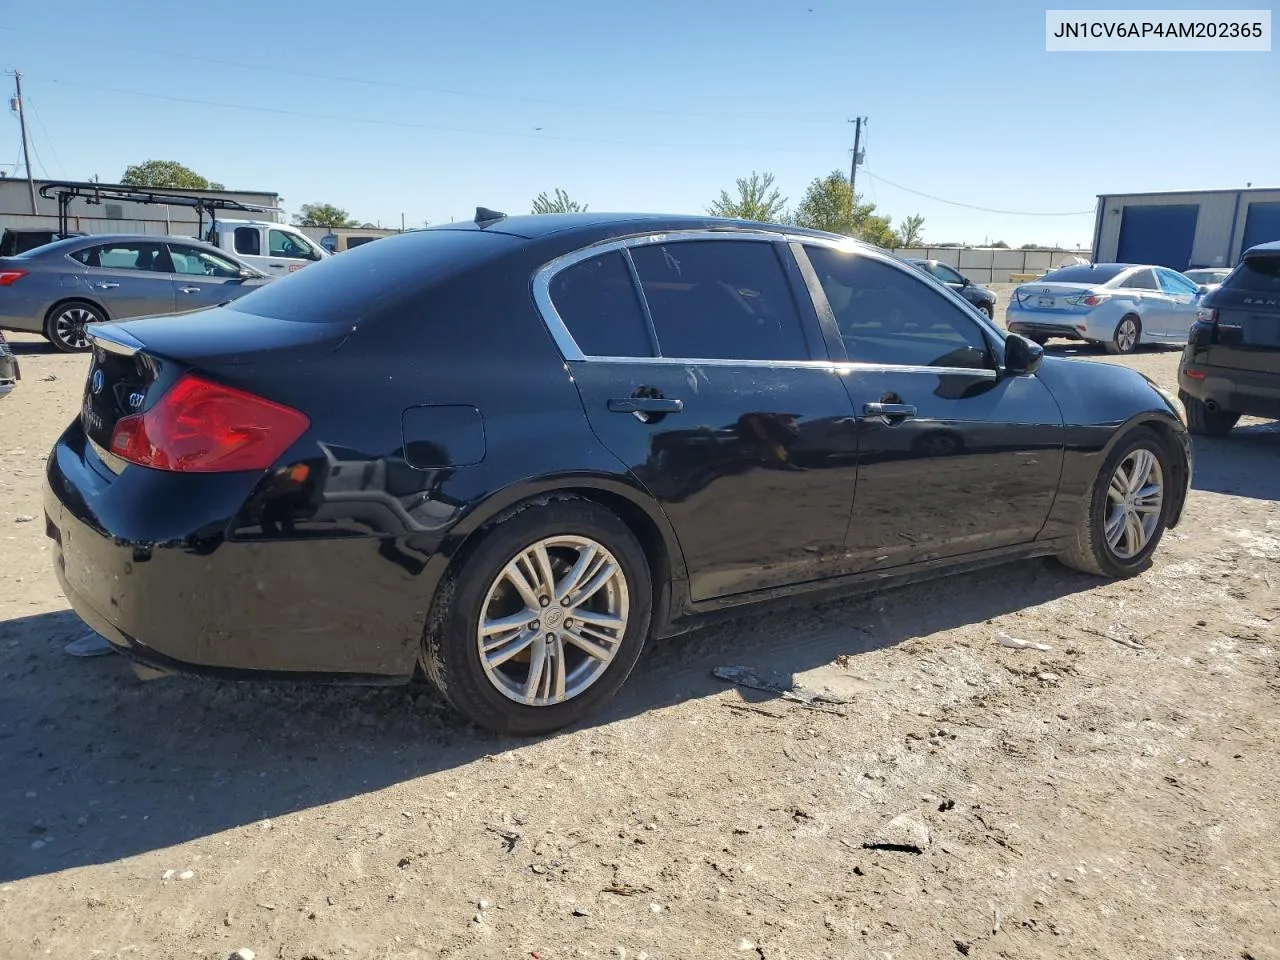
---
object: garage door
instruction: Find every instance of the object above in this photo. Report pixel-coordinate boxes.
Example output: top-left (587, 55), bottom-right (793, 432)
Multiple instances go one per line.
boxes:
top-left (1240, 202), bottom-right (1280, 258)
top-left (1115, 204), bottom-right (1199, 269)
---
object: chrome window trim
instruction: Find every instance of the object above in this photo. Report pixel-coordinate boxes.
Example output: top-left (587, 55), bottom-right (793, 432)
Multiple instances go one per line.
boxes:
top-left (531, 229), bottom-right (865, 363)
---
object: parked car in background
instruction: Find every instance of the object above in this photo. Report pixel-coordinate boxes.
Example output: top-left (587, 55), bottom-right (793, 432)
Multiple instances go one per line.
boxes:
top-left (1006, 263), bottom-right (1206, 354)
top-left (905, 258), bottom-right (998, 318)
top-left (1178, 241), bottom-right (1280, 436)
top-left (45, 212), bottom-right (1190, 736)
top-left (1183, 267), bottom-right (1231, 293)
top-left (0, 233), bottom-right (268, 352)
top-left (203, 220), bottom-right (330, 276)
top-left (0, 227), bottom-right (87, 257)
top-left (0, 329), bottom-right (19, 397)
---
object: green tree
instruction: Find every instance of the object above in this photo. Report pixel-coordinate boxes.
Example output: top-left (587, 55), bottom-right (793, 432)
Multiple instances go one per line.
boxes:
top-left (707, 171), bottom-right (788, 222)
top-left (792, 170), bottom-right (896, 247)
top-left (293, 202), bottom-right (357, 228)
top-left (120, 160), bottom-right (224, 190)
top-left (1019, 242), bottom-right (1040, 250)
top-left (895, 214), bottom-right (926, 248)
top-left (990, 240), bottom-right (1010, 248)
top-left (531, 188), bottom-right (587, 214)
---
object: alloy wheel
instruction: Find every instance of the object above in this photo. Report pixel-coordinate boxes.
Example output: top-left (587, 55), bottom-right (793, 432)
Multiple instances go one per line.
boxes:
top-left (52, 307), bottom-right (96, 350)
top-left (476, 535), bottom-right (629, 706)
top-left (1103, 448), bottom-right (1164, 560)
top-left (1115, 318), bottom-right (1138, 353)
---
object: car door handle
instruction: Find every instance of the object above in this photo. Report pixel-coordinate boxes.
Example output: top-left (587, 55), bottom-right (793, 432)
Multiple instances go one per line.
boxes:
top-left (862, 402), bottom-right (917, 423)
top-left (608, 397), bottom-right (683, 414)
top-left (94, 282), bottom-right (120, 290)
top-left (178, 286), bottom-right (201, 294)
top-left (267, 264), bottom-right (285, 269)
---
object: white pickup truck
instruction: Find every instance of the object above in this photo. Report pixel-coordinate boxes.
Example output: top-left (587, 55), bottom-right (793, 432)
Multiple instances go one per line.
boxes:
top-left (202, 220), bottom-right (330, 275)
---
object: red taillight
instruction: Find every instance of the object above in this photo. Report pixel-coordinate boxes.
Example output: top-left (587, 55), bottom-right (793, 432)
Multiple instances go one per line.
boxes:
top-left (1082, 295), bottom-right (1102, 307)
top-left (1184, 369), bottom-right (1206, 380)
top-left (0, 269), bottom-right (28, 286)
top-left (108, 373), bottom-right (309, 473)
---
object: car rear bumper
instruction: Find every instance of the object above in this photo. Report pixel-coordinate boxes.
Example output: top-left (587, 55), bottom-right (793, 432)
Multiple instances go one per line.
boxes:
top-left (44, 421), bottom-right (425, 681)
top-left (1006, 319), bottom-right (1087, 341)
top-left (1179, 363), bottom-right (1280, 420)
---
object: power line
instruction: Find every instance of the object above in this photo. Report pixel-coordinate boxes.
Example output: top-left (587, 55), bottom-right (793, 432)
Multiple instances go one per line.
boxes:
top-left (24, 96), bottom-right (65, 180)
top-left (864, 171), bottom-right (1094, 216)
top-left (30, 76), bottom-right (844, 155)
top-left (29, 39), bottom-right (841, 126)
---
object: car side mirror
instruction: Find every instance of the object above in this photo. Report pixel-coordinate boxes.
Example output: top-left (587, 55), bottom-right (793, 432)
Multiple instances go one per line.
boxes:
top-left (1197, 284), bottom-right (1210, 295)
top-left (239, 267), bottom-right (257, 279)
top-left (961, 277), bottom-right (971, 287)
top-left (1004, 333), bottom-right (1043, 376)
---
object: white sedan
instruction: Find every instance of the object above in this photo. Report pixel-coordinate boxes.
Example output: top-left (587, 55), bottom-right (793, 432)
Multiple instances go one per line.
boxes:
top-left (1006, 263), bottom-right (1207, 354)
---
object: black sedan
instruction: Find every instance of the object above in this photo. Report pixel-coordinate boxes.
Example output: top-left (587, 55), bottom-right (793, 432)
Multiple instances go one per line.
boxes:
top-left (905, 258), bottom-right (998, 318)
top-left (44, 212), bottom-right (1192, 735)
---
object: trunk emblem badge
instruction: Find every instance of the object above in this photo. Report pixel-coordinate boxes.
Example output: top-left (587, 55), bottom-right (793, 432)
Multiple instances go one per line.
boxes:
top-left (91, 369), bottom-right (104, 394)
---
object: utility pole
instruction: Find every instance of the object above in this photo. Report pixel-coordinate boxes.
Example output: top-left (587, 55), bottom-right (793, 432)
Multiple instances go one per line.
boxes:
top-left (848, 116), bottom-right (866, 217)
top-left (12, 72), bottom-right (38, 214)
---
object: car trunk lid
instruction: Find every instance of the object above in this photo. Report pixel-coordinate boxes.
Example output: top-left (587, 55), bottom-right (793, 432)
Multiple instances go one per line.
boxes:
top-left (1200, 253), bottom-right (1280, 373)
top-left (1013, 282), bottom-right (1104, 312)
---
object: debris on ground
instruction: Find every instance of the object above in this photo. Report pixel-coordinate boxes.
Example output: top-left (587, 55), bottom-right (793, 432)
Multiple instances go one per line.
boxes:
top-left (997, 632), bottom-right (1051, 651)
top-left (862, 812), bottom-right (931, 854)
top-left (14, 515), bottom-right (35, 524)
top-left (713, 665), bottom-right (851, 706)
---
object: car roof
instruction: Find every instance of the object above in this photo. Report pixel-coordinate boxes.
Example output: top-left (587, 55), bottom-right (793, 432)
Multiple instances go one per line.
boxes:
top-left (424, 211), bottom-right (860, 246)
top-left (1244, 240), bottom-right (1280, 255)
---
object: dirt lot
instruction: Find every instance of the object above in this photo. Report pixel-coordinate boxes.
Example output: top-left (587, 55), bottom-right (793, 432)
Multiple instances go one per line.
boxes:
top-left (1, 311), bottom-right (1278, 960)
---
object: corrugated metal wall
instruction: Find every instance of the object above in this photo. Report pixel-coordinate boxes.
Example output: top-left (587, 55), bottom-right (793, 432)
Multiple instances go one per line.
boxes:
top-left (892, 246), bottom-right (1090, 284)
top-left (1093, 189), bottom-right (1280, 267)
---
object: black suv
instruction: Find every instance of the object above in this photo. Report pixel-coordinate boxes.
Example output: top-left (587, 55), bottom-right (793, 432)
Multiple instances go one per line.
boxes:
top-left (905, 259), bottom-right (998, 319)
top-left (1178, 241), bottom-right (1280, 436)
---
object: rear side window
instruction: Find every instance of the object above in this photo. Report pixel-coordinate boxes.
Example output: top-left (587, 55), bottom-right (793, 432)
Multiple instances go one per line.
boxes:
top-left (228, 228), bottom-right (523, 324)
top-left (234, 227), bottom-right (261, 257)
top-left (1223, 255), bottom-right (1280, 295)
top-left (629, 240), bottom-right (809, 361)
top-left (549, 251), bottom-right (654, 357)
top-left (1119, 269), bottom-right (1158, 290)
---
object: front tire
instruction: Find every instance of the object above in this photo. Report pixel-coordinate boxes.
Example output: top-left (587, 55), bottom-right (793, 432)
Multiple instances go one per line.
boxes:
top-left (420, 499), bottom-right (652, 736)
top-left (1058, 426), bottom-right (1173, 579)
top-left (1180, 390), bottom-right (1239, 437)
top-left (978, 304), bottom-right (995, 320)
top-left (44, 301), bottom-right (104, 353)
top-left (1104, 315), bottom-right (1141, 355)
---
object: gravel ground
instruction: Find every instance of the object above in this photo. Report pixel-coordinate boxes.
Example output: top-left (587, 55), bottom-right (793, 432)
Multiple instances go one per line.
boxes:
top-left (1, 319), bottom-right (1278, 960)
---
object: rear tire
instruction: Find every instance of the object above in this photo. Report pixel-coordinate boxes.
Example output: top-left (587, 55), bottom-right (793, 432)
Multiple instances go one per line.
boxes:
top-left (1104, 315), bottom-right (1141, 355)
top-left (419, 499), bottom-right (652, 736)
top-left (44, 301), bottom-right (104, 353)
top-left (1058, 426), bottom-right (1173, 579)
top-left (1180, 390), bottom-right (1239, 437)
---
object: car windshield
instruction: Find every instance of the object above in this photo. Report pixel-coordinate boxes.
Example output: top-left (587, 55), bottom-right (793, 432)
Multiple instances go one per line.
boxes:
top-left (1222, 255), bottom-right (1280, 295)
top-left (1184, 269), bottom-right (1226, 283)
top-left (1040, 264), bottom-right (1128, 284)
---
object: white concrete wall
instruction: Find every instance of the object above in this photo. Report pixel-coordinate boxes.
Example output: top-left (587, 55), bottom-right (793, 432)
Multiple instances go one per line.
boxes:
top-left (891, 247), bottom-right (1090, 283)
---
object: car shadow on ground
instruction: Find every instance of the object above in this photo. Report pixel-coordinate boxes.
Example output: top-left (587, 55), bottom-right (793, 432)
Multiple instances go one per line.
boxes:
top-left (0, 557), bottom-right (1095, 884)
top-left (6, 339), bottom-right (60, 355)
top-left (1189, 420), bottom-right (1280, 501)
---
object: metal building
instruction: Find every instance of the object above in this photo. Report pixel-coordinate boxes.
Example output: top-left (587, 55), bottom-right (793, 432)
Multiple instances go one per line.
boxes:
top-left (0, 177), bottom-right (282, 238)
top-left (1091, 187), bottom-right (1280, 271)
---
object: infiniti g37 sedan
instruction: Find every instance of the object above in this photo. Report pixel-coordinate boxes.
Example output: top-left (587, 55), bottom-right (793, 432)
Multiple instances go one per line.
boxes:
top-left (1007, 262), bottom-right (1207, 354)
top-left (44, 212), bottom-right (1192, 735)
top-left (0, 233), bottom-right (267, 352)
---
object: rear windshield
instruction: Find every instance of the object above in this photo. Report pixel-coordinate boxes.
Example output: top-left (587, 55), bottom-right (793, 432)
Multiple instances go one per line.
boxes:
top-left (1222, 255), bottom-right (1280, 295)
top-left (227, 228), bottom-right (522, 324)
top-left (1039, 264), bottom-right (1127, 284)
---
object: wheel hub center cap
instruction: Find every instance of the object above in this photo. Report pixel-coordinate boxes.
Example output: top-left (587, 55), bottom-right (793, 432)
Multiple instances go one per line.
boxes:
top-left (544, 608), bottom-right (564, 628)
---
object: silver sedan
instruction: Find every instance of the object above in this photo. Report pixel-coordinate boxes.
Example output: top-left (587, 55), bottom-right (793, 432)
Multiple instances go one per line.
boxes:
top-left (1006, 263), bottom-right (1207, 354)
top-left (0, 233), bottom-right (268, 352)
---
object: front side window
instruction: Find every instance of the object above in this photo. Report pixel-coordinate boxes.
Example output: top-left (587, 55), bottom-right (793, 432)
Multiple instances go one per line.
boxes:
top-left (167, 245), bottom-right (244, 278)
top-left (548, 251), bottom-right (654, 358)
top-left (71, 242), bottom-right (168, 272)
top-left (1120, 268), bottom-right (1158, 290)
top-left (269, 229), bottom-right (321, 261)
top-left (628, 240), bottom-right (809, 361)
top-left (1156, 268), bottom-right (1199, 296)
top-left (233, 226), bottom-right (261, 257)
top-left (806, 246), bottom-right (993, 370)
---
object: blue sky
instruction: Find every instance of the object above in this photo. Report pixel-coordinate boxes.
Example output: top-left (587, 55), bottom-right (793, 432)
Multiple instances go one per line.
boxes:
top-left (4, 0), bottom-right (1276, 246)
